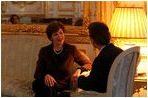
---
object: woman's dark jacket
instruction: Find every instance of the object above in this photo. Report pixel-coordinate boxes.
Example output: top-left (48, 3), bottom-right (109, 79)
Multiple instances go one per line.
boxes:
top-left (34, 43), bottom-right (92, 87)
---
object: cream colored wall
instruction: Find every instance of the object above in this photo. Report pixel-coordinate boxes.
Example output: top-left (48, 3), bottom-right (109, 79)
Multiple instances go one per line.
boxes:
top-left (72, 44), bottom-right (96, 62)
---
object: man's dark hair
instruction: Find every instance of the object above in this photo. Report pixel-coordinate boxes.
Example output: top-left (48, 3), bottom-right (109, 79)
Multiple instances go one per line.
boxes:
top-left (10, 14), bottom-right (19, 24)
top-left (88, 22), bottom-right (111, 45)
top-left (46, 21), bottom-right (65, 40)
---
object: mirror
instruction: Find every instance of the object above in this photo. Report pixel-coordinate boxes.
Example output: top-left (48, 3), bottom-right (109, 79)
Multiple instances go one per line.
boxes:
top-left (1, 1), bottom-right (93, 35)
top-left (1, 1), bottom-right (84, 26)
top-left (1, 1), bottom-right (93, 43)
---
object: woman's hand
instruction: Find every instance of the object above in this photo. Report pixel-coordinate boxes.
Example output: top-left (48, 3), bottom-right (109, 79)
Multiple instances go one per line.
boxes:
top-left (71, 69), bottom-right (81, 83)
top-left (44, 74), bottom-right (57, 87)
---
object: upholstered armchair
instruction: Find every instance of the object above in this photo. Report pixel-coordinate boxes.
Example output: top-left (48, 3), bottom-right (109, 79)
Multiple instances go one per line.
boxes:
top-left (71, 47), bottom-right (140, 97)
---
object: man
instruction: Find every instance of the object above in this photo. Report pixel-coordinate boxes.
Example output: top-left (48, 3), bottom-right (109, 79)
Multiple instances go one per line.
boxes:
top-left (77, 22), bottom-right (123, 93)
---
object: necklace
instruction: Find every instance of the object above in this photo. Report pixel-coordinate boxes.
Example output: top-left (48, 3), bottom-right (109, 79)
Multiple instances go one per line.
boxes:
top-left (53, 47), bottom-right (63, 54)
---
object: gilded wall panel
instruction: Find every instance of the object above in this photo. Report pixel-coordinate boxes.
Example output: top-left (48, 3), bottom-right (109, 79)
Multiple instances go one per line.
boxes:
top-left (57, 1), bottom-right (83, 19)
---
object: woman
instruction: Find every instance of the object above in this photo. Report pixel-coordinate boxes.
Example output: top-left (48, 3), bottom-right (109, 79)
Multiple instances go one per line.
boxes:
top-left (32, 21), bottom-right (92, 97)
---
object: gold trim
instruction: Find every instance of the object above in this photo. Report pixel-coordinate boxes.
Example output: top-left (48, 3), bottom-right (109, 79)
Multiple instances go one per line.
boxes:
top-left (83, 1), bottom-right (91, 35)
top-left (1, 24), bottom-right (90, 44)
top-left (95, 1), bottom-right (101, 21)
top-left (1, 24), bottom-right (87, 35)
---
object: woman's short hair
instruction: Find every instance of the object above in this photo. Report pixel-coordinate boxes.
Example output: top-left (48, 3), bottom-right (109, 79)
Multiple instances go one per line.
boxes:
top-left (10, 14), bottom-right (19, 24)
top-left (46, 21), bottom-right (65, 40)
top-left (88, 22), bottom-right (111, 45)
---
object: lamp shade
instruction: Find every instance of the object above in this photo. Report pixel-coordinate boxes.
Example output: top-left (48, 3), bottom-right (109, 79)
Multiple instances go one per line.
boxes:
top-left (109, 8), bottom-right (147, 39)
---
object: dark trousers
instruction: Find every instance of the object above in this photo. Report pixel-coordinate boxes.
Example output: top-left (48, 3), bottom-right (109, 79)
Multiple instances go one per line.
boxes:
top-left (32, 79), bottom-right (70, 97)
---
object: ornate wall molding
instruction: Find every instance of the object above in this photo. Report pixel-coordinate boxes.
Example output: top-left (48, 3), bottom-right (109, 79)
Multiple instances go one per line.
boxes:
top-left (11, 1), bottom-right (36, 9)
top-left (95, 1), bottom-right (101, 21)
top-left (83, 1), bottom-right (92, 35)
top-left (58, 1), bottom-right (75, 11)
top-left (1, 1), bottom-right (8, 13)
top-left (1, 24), bottom-right (86, 35)
top-left (44, 1), bottom-right (50, 18)
top-left (1, 1), bottom-right (45, 18)
top-left (1, 24), bottom-right (90, 44)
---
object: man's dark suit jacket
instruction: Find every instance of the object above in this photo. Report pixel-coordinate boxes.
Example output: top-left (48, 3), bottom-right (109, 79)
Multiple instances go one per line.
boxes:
top-left (78, 43), bottom-right (123, 93)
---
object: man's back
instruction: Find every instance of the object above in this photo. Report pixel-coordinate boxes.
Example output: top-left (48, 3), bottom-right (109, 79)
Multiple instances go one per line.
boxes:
top-left (78, 43), bottom-right (123, 93)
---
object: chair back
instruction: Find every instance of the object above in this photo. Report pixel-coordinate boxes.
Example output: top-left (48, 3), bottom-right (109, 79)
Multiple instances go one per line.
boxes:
top-left (106, 47), bottom-right (140, 97)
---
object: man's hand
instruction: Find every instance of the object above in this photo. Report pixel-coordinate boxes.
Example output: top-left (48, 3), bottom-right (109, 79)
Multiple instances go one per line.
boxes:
top-left (71, 69), bottom-right (81, 83)
top-left (44, 74), bottom-right (57, 87)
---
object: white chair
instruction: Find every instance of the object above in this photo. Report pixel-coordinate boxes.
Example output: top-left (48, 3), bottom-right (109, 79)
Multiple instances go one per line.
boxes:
top-left (71, 47), bottom-right (140, 97)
